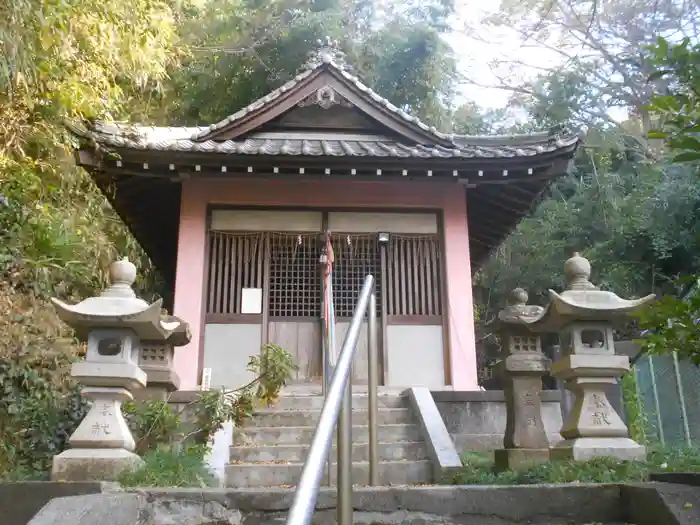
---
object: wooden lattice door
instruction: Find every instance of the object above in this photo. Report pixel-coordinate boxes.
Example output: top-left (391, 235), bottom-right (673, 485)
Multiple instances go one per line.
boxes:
top-left (267, 233), bottom-right (323, 383)
top-left (330, 234), bottom-right (384, 384)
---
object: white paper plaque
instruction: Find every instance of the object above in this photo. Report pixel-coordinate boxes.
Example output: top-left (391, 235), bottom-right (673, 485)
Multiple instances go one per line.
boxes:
top-left (241, 288), bottom-right (263, 314)
top-left (201, 368), bottom-right (212, 391)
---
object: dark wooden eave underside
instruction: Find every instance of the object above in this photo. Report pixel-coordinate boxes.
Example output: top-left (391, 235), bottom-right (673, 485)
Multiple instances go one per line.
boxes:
top-left (81, 146), bottom-right (576, 289)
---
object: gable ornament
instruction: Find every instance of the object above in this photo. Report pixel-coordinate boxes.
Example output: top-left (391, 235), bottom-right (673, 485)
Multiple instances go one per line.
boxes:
top-left (298, 85), bottom-right (353, 110)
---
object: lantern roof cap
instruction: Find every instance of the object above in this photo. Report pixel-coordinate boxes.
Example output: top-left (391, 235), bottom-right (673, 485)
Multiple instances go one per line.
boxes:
top-left (51, 258), bottom-right (188, 342)
top-left (517, 253), bottom-right (656, 332)
top-left (487, 287), bottom-right (545, 328)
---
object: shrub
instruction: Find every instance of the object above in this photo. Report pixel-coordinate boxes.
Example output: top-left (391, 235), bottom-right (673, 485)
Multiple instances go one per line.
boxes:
top-left (248, 343), bottom-right (298, 406)
top-left (0, 348), bottom-right (87, 479)
top-left (123, 400), bottom-right (182, 456)
top-left (0, 337), bottom-right (297, 483)
top-left (117, 443), bottom-right (218, 488)
top-left (116, 342), bottom-right (298, 486)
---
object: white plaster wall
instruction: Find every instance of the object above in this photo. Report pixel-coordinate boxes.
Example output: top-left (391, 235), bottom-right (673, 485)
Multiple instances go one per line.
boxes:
top-left (203, 324), bottom-right (260, 389)
top-left (211, 210), bottom-right (322, 231)
top-left (328, 212), bottom-right (438, 234)
top-left (386, 325), bottom-right (445, 388)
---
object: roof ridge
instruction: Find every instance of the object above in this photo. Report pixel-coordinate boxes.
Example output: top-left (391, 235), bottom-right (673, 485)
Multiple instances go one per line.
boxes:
top-left (185, 54), bottom-right (460, 144)
top-left (187, 57), bottom-right (584, 147)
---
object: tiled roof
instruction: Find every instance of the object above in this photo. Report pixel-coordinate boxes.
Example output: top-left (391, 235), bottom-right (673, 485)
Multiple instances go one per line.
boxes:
top-left (71, 51), bottom-right (583, 158)
top-left (76, 123), bottom-right (580, 159)
top-left (190, 55), bottom-right (459, 142)
top-left (188, 55), bottom-right (580, 147)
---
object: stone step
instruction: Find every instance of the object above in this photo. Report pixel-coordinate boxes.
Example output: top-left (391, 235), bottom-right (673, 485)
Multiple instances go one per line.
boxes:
top-left (233, 424), bottom-right (422, 446)
top-left (225, 459), bottom-right (433, 487)
top-left (229, 441), bottom-right (428, 463)
top-left (272, 394), bottom-right (407, 411)
top-left (248, 408), bottom-right (413, 427)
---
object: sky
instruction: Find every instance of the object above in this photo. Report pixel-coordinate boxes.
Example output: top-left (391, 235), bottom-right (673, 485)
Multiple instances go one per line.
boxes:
top-left (445, 0), bottom-right (561, 109)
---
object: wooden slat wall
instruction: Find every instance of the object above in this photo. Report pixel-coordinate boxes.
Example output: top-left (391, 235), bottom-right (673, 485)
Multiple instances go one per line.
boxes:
top-left (207, 231), bottom-right (265, 314)
top-left (386, 235), bottom-right (442, 317)
top-left (207, 230), bottom-right (444, 319)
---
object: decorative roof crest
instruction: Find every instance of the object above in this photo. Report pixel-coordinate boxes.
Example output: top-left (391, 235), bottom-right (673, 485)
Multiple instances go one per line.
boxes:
top-left (301, 37), bottom-right (353, 73)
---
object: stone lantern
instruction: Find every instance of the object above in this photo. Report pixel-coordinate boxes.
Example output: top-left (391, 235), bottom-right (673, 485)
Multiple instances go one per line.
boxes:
top-left (136, 316), bottom-right (190, 401)
top-left (50, 258), bottom-right (187, 481)
top-left (524, 253), bottom-right (655, 461)
top-left (489, 288), bottom-right (551, 469)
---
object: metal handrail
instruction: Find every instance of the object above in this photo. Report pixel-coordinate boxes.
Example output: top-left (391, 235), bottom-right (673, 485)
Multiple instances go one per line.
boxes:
top-left (285, 275), bottom-right (379, 525)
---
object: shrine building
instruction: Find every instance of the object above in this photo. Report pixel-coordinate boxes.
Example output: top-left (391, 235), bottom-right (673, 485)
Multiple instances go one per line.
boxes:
top-left (71, 46), bottom-right (582, 392)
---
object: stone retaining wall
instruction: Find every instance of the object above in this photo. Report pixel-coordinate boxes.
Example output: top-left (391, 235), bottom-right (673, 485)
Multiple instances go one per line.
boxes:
top-left (432, 390), bottom-right (564, 452)
top-left (27, 485), bottom-right (625, 525)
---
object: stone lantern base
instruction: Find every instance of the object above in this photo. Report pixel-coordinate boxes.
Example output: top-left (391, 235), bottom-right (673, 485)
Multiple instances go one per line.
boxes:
top-left (552, 355), bottom-right (647, 463)
top-left (51, 385), bottom-right (144, 482)
top-left (550, 437), bottom-right (646, 462)
top-left (51, 448), bottom-right (143, 482)
top-left (495, 448), bottom-right (551, 470)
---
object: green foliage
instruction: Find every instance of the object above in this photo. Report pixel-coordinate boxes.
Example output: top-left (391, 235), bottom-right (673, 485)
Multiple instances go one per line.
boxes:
top-left (469, 6), bottom-right (700, 346)
top-left (0, 0), bottom-right (177, 480)
top-left (620, 371), bottom-right (647, 445)
top-left (122, 343), bottom-right (296, 454)
top-left (0, 350), bottom-right (87, 479)
top-left (189, 388), bottom-right (249, 444)
top-left (117, 343), bottom-right (296, 487)
top-left (248, 343), bottom-right (298, 407)
top-left (117, 443), bottom-right (218, 488)
top-left (633, 37), bottom-right (700, 365)
top-left (476, 158), bottom-right (700, 322)
top-left (0, 0), bottom-right (178, 299)
top-left (123, 400), bottom-right (182, 455)
top-left (635, 277), bottom-right (700, 364)
top-left (229, 388), bottom-right (256, 427)
top-left (646, 37), bottom-right (700, 163)
top-left (451, 447), bottom-right (700, 486)
top-left (163, 0), bottom-right (459, 128)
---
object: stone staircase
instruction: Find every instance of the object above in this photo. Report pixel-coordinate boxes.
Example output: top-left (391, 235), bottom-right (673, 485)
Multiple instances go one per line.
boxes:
top-left (225, 388), bottom-right (433, 487)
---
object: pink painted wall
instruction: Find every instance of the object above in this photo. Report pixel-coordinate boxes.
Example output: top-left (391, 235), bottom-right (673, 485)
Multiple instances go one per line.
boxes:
top-left (172, 178), bottom-right (479, 390)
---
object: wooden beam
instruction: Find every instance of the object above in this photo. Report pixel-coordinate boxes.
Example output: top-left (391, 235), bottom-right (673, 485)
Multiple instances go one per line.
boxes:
top-left (468, 189), bottom-right (531, 215)
top-left (477, 185), bottom-right (536, 209)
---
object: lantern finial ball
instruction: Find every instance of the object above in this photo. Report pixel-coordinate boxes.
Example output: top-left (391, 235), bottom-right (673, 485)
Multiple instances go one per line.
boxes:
top-left (509, 288), bottom-right (529, 306)
top-left (564, 252), bottom-right (590, 281)
top-left (110, 257), bottom-right (136, 287)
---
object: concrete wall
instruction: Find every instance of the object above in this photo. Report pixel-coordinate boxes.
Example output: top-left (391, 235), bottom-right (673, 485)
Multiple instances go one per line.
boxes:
top-left (432, 390), bottom-right (563, 452)
top-left (173, 179), bottom-right (479, 390)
